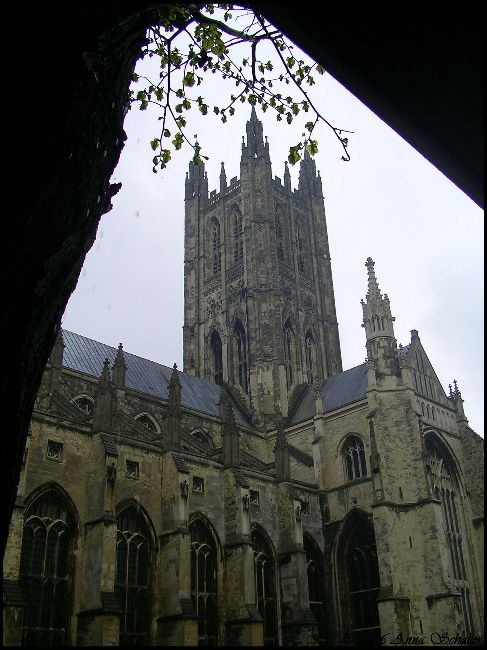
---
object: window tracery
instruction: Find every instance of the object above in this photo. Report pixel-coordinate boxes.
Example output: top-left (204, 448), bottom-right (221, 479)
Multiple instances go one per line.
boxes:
top-left (343, 436), bottom-right (367, 481)
top-left (135, 414), bottom-right (157, 432)
top-left (73, 395), bottom-right (94, 415)
top-left (19, 491), bottom-right (75, 646)
top-left (304, 535), bottom-right (326, 645)
top-left (251, 529), bottom-right (277, 646)
top-left (115, 506), bottom-right (151, 646)
top-left (189, 518), bottom-right (218, 645)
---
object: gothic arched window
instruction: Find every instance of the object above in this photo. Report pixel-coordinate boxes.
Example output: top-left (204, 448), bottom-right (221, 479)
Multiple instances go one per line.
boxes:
top-left (296, 220), bottom-right (308, 274)
top-left (189, 517), bottom-right (218, 645)
top-left (135, 414), bottom-right (157, 432)
top-left (275, 212), bottom-right (284, 262)
top-left (210, 330), bottom-right (223, 385)
top-left (304, 534), bottom-right (326, 645)
top-left (343, 436), bottom-right (367, 481)
top-left (211, 218), bottom-right (221, 274)
top-left (251, 529), bottom-right (277, 645)
top-left (73, 395), bottom-right (94, 415)
top-left (233, 207), bottom-right (244, 262)
top-left (115, 506), bottom-right (152, 645)
top-left (234, 320), bottom-right (248, 394)
top-left (343, 518), bottom-right (381, 645)
top-left (304, 330), bottom-right (316, 383)
top-left (425, 439), bottom-right (473, 633)
top-left (283, 321), bottom-right (295, 390)
top-left (19, 490), bottom-right (76, 646)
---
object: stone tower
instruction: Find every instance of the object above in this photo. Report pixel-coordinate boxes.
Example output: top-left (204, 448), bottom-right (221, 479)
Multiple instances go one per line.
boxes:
top-left (183, 108), bottom-right (342, 425)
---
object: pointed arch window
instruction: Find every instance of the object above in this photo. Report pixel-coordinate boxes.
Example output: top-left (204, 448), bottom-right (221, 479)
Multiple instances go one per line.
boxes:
top-left (19, 490), bottom-right (75, 646)
top-left (296, 220), bottom-right (309, 274)
top-left (344, 518), bottom-right (381, 645)
top-left (304, 534), bottom-right (326, 645)
top-left (275, 212), bottom-right (284, 262)
top-left (135, 414), bottom-right (157, 432)
top-left (425, 440), bottom-right (473, 633)
top-left (115, 506), bottom-right (151, 645)
top-left (189, 518), bottom-right (218, 645)
top-left (251, 529), bottom-right (277, 645)
top-left (210, 330), bottom-right (223, 385)
top-left (344, 436), bottom-right (367, 481)
top-left (283, 321), bottom-right (295, 390)
top-left (305, 330), bottom-right (316, 383)
top-left (211, 218), bottom-right (221, 274)
top-left (233, 207), bottom-right (244, 262)
top-left (234, 320), bottom-right (248, 394)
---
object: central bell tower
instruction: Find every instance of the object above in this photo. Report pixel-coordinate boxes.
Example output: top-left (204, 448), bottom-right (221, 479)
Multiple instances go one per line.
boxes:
top-left (183, 108), bottom-right (342, 427)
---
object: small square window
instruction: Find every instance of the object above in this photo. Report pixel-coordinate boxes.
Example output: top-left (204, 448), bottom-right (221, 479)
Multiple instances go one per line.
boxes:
top-left (47, 440), bottom-right (63, 461)
top-left (126, 460), bottom-right (139, 479)
top-left (250, 489), bottom-right (260, 506)
top-left (192, 476), bottom-right (205, 494)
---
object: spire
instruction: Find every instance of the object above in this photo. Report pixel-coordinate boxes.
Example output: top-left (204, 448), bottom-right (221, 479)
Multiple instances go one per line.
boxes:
top-left (242, 106), bottom-right (268, 159)
top-left (361, 258), bottom-right (398, 378)
top-left (185, 153), bottom-right (208, 201)
top-left (298, 146), bottom-right (318, 193)
top-left (100, 357), bottom-right (111, 385)
top-left (93, 358), bottom-right (114, 433)
top-left (164, 363), bottom-right (182, 451)
top-left (220, 161), bottom-right (227, 192)
top-left (284, 160), bottom-right (291, 190)
top-left (112, 343), bottom-right (126, 388)
top-left (219, 388), bottom-right (240, 468)
top-left (365, 257), bottom-right (381, 300)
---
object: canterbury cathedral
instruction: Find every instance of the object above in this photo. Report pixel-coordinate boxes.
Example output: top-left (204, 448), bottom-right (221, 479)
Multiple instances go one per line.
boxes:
top-left (3, 109), bottom-right (484, 646)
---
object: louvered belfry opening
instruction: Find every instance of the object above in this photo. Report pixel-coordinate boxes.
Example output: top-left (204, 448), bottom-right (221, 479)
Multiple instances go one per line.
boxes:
top-left (190, 518), bottom-right (218, 645)
top-left (19, 491), bottom-right (75, 646)
top-left (251, 528), bottom-right (277, 645)
top-left (115, 506), bottom-right (151, 646)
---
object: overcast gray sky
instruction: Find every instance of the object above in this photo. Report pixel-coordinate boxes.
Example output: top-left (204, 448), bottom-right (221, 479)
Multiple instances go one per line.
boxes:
top-left (61, 23), bottom-right (484, 436)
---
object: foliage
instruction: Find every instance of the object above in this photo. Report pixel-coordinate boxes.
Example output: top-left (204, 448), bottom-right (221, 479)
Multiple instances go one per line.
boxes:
top-left (129, 4), bottom-right (353, 171)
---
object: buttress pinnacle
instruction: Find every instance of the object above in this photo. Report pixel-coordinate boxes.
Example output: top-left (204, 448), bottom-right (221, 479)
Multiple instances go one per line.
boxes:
top-left (365, 257), bottom-right (381, 300)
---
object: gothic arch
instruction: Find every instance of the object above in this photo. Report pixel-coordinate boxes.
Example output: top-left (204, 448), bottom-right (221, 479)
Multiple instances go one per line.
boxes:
top-left (190, 429), bottom-right (214, 448)
top-left (208, 328), bottom-right (224, 385)
top-left (188, 512), bottom-right (221, 645)
top-left (250, 523), bottom-right (279, 645)
top-left (19, 483), bottom-right (80, 645)
top-left (338, 433), bottom-right (368, 482)
top-left (231, 204), bottom-right (244, 263)
top-left (209, 216), bottom-right (222, 274)
top-left (23, 481), bottom-right (80, 537)
top-left (303, 532), bottom-right (327, 645)
top-left (334, 509), bottom-right (381, 646)
top-left (303, 326), bottom-right (320, 383)
top-left (283, 318), bottom-right (297, 390)
top-left (115, 498), bottom-right (158, 551)
top-left (231, 317), bottom-right (249, 394)
top-left (72, 394), bottom-right (95, 415)
top-left (134, 412), bottom-right (160, 433)
top-left (115, 499), bottom-right (154, 645)
top-left (423, 429), bottom-right (466, 493)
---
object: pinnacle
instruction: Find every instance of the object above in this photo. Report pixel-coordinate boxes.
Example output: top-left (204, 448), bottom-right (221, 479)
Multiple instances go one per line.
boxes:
top-left (365, 257), bottom-right (381, 299)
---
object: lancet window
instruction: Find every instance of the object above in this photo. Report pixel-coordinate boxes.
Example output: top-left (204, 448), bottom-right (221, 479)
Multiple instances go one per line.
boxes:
top-left (343, 436), bottom-right (367, 481)
top-left (304, 330), bottom-right (316, 383)
top-left (304, 534), bottom-right (326, 645)
top-left (296, 220), bottom-right (309, 274)
top-left (283, 321), bottom-right (295, 390)
top-left (233, 207), bottom-right (244, 262)
top-left (344, 519), bottom-right (381, 645)
top-left (211, 218), bottom-right (221, 274)
top-left (425, 440), bottom-right (473, 633)
top-left (19, 490), bottom-right (75, 646)
top-left (189, 518), bottom-right (218, 645)
top-left (210, 330), bottom-right (223, 385)
top-left (233, 319), bottom-right (248, 394)
top-left (251, 529), bottom-right (277, 645)
top-left (115, 506), bottom-right (151, 645)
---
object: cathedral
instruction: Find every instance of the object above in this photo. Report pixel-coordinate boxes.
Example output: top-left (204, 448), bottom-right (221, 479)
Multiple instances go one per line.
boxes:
top-left (3, 109), bottom-right (484, 646)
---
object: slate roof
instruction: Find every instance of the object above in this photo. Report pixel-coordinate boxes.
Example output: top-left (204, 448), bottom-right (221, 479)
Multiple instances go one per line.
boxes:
top-left (288, 363), bottom-right (369, 426)
top-left (61, 330), bottom-right (250, 426)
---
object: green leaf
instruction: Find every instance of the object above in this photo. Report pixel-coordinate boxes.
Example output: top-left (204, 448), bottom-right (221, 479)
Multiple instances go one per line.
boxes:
top-left (150, 138), bottom-right (159, 151)
top-left (288, 146), bottom-right (302, 165)
top-left (183, 72), bottom-right (195, 87)
top-left (199, 103), bottom-right (208, 115)
top-left (306, 139), bottom-right (319, 155)
top-left (305, 121), bottom-right (314, 132)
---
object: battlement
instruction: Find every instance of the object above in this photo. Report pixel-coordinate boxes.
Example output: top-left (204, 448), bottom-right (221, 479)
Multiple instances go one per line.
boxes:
top-left (206, 177), bottom-right (241, 208)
